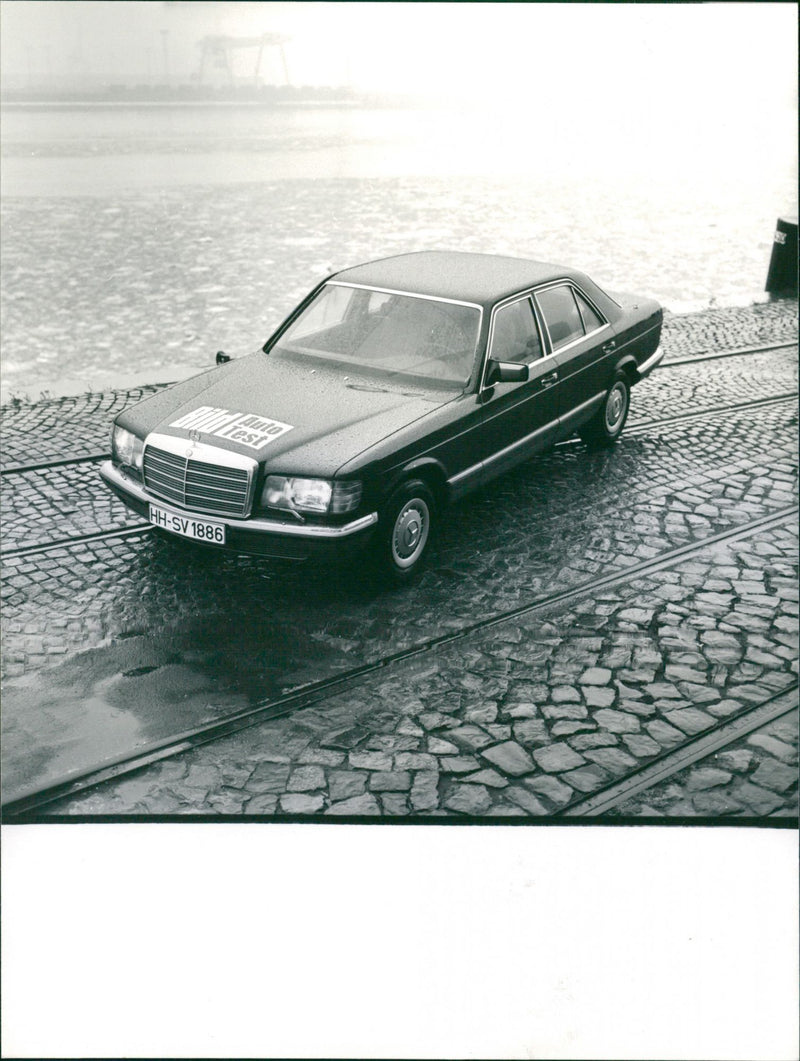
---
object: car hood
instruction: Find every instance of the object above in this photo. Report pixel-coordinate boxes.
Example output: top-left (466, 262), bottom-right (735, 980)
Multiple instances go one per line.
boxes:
top-left (130, 353), bottom-right (458, 477)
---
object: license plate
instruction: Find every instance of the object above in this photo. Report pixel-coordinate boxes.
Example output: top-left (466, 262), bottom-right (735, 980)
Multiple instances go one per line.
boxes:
top-left (149, 504), bottom-right (226, 545)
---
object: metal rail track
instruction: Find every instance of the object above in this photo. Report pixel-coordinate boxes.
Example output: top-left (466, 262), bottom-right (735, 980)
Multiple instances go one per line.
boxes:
top-left (0, 339), bottom-right (795, 477)
top-left (625, 391), bottom-right (798, 436)
top-left (2, 524), bottom-right (151, 560)
top-left (560, 686), bottom-right (798, 817)
top-left (656, 338), bottom-right (796, 368)
top-left (0, 452), bottom-right (109, 476)
top-left (3, 504), bottom-right (796, 818)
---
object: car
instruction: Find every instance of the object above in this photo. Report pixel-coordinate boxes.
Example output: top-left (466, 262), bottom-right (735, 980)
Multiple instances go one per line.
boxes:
top-left (100, 251), bottom-right (663, 579)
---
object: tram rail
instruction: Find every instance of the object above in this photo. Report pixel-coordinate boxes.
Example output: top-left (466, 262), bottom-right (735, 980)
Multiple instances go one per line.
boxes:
top-left (561, 687), bottom-right (798, 817)
top-left (655, 338), bottom-right (796, 368)
top-left (624, 391), bottom-right (798, 436)
top-left (0, 452), bottom-right (110, 476)
top-left (2, 503), bottom-right (796, 818)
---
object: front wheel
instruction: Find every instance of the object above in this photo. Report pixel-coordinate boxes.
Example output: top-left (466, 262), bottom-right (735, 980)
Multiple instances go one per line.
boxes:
top-left (376, 479), bottom-right (435, 582)
top-left (580, 372), bottom-right (630, 447)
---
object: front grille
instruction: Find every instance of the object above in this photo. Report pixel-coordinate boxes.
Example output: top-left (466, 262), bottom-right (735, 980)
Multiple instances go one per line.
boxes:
top-left (143, 444), bottom-right (251, 517)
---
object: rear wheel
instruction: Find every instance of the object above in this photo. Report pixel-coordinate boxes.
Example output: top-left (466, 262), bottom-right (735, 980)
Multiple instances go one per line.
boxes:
top-left (376, 479), bottom-right (435, 582)
top-left (580, 371), bottom-right (630, 446)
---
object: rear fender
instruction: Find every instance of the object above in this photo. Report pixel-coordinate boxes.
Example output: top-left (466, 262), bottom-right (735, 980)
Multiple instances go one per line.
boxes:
top-left (612, 354), bottom-right (639, 386)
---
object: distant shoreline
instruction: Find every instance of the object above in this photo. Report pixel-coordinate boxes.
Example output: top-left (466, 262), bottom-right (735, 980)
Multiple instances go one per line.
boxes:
top-left (0, 88), bottom-right (421, 111)
top-left (0, 99), bottom-right (365, 111)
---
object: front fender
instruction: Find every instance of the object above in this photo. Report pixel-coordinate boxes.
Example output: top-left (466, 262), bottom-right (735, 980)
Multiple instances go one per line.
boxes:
top-left (381, 456), bottom-right (449, 509)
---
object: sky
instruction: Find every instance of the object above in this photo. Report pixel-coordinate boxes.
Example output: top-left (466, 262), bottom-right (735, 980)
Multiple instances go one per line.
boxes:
top-left (0, 0), bottom-right (797, 114)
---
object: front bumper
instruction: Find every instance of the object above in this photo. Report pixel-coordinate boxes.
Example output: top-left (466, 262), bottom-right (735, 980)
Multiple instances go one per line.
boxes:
top-left (99, 461), bottom-right (379, 561)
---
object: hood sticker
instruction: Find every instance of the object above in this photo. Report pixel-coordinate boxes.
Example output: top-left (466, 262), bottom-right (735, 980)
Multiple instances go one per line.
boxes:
top-left (170, 406), bottom-right (293, 450)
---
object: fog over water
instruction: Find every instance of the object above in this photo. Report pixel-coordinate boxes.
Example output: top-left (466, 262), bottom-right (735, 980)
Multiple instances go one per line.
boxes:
top-left (1, 2), bottom-right (797, 398)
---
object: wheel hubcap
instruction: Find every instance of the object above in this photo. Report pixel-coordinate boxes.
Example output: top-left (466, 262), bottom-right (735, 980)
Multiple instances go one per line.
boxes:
top-left (605, 383), bottom-right (627, 431)
top-left (392, 500), bottom-right (429, 567)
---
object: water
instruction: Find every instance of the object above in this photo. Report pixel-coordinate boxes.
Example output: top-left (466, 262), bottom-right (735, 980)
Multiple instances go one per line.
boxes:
top-left (1, 102), bottom-right (796, 401)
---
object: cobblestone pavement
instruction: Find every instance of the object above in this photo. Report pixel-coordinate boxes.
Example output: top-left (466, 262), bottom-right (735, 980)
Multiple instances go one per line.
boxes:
top-left (0, 386), bottom-right (166, 469)
top-left (608, 712), bottom-right (798, 818)
top-left (629, 346), bottom-right (796, 424)
top-left (0, 462), bottom-right (146, 551)
top-left (1, 305), bottom-right (797, 815)
top-left (659, 299), bottom-right (797, 357)
top-left (42, 519), bottom-right (797, 817)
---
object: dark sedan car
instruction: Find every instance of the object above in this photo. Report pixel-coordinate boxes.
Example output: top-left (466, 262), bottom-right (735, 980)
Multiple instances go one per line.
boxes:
top-left (100, 252), bottom-right (663, 579)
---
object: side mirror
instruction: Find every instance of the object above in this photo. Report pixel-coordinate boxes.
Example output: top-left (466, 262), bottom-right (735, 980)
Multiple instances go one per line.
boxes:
top-left (485, 359), bottom-right (529, 386)
top-left (216, 350), bottom-right (232, 365)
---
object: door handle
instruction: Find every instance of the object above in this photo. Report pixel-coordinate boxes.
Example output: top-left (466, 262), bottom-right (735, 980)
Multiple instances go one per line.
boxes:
top-left (540, 372), bottom-right (558, 389)
top-left (603, 340), bottom-right (616, 353)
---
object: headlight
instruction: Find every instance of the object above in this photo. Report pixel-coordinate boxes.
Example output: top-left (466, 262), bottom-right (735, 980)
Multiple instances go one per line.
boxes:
top-left (261, 476), bottom-right (362, 516)
top-left (111, 425), bottom-right (144, 470)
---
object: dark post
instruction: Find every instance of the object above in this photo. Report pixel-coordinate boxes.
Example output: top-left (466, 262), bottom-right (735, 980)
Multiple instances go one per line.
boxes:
top-left (765, 216), bottom-right (798, 296)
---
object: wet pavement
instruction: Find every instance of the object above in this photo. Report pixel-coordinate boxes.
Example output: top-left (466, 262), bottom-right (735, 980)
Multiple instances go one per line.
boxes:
top-left (28, 517), bottom-right (796, 819)
top-left (0, 302), bottom-right (797, 817)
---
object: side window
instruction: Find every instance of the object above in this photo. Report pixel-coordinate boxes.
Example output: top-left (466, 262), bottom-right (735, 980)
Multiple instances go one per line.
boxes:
top-left (490, 298), bottom-right (543, 365)
top-left (574, 290), bottom-right (605, 333)
top-left (535, 286), bottom-right (585, 350)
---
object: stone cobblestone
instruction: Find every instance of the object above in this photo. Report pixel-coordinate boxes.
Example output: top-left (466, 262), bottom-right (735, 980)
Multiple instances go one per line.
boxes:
top-left (609, 713), bottom-right (798, 818)
top-left (0, 385), bottom-right (169, 469)
top-left (36, 517), bottom-right (797, 818)
top-left (631, 345), bottom-right (797, 426)
top-left (660, 301), bottom-right (797, 359)
top-left (1, 462), bottom-right (146, 550)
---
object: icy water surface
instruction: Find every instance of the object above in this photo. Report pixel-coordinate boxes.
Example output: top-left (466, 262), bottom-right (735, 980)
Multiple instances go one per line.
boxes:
top-left (1, 102), bottom-right (796, 399)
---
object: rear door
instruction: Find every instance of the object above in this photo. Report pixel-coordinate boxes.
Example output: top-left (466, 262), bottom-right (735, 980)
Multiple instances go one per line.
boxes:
top-left (477, 294), bottom-right (561, 483)
top-left (534, 283), bottom-right (615, 437)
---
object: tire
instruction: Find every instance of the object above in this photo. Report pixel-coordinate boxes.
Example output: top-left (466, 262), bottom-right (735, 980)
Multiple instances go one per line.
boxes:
top-left (376, 479), bottom-right (435, 582)
top-left (580, 371), bottom-right (630, 447)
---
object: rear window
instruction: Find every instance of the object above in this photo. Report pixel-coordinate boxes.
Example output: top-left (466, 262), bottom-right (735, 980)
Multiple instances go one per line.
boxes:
top-left (575, 290), bottom-right (605, 333)
top-left (535, 286), bottom-right (585, 350)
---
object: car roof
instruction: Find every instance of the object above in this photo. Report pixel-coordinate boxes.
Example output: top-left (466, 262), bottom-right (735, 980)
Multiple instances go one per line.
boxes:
top-left (330, 251), bottom-right (582, 308)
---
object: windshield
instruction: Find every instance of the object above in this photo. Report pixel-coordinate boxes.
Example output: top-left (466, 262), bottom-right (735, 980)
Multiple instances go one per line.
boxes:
top-left (269, 283), bottom-right (480, 386)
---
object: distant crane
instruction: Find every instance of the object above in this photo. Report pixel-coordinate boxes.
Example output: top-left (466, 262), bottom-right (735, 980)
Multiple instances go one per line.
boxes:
top-left (196, 33), bottom-right (291, 87)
